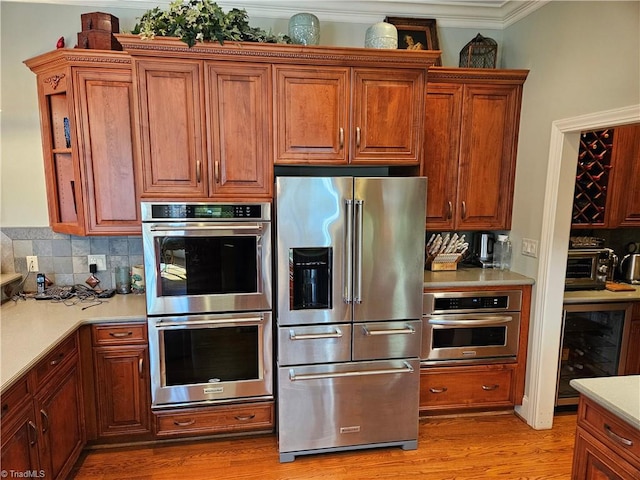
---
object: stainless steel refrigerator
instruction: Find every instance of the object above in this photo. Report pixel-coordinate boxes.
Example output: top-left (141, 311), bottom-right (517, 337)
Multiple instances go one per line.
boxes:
top-left (275, 176), bottom-right (427, 462)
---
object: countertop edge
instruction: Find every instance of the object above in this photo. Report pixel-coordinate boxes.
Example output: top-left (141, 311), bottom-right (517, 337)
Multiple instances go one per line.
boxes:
top-left (570, 376), bottom-right (640, 430)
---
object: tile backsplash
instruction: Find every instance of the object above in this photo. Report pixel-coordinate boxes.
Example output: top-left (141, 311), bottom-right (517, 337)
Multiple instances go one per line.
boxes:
top-left (1, 228), bottom-right (142, 292)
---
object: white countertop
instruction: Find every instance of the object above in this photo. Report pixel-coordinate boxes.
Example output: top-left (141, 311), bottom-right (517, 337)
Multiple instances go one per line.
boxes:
top-left (570, 376), bottom-right (640, 430)
top-left (424, 267), bottom-right (535, 288)
top-left (0, 294), bottom-right (146, 392)
top-left (564, 284), bottom-right (640, 303)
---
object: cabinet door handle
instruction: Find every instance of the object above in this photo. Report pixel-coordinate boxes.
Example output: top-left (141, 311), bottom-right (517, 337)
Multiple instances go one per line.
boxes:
top-left (109, 331), bottom-right (133, 338)
top-left (604, 424), bottom-right (633, 446)
top-left (461, 201), bottom-right (467, 219)
top-left (429, 387), bottom-right (448, 394)
top-left (356, 127), bottom-right (361, 148)
top-left (28, 421), bottom-right (38, 446)
top-left (482, 384), bottom-right (499, 391)
top-left (70, 180), bottom-right (77, 214)
top-left (196, 160), bottom-right (202, 183)
top-left (339, 127), bottom-right (344, 150)
top-left (214, 161), bottom-right (219, 183)
top-left (139, 357), bottom-right (144, 377)
top-left (40, 409), bottom-right (49, 434)
top-left (447, 201), bottom-right (453, 220)
top-left (234, 414), bottom-right (256, 422)
top-left (173, 419), bottom-right (195, 427)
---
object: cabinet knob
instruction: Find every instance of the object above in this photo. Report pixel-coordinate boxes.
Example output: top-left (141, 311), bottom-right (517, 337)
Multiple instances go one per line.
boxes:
top-left (482, 384), bottom-right (499, 391)
top-left (429, 387), bottom-right (448, 394)
top-left (173, 419), bottom-right (196, 427)
top-left (234, 414), bottom-right (256, 422)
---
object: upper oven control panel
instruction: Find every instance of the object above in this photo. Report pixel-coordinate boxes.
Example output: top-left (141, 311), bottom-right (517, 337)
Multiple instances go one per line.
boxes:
top-left (423, 290), bottom-right (522, 315)
top-left (141, 202), bottom-right (271, 222)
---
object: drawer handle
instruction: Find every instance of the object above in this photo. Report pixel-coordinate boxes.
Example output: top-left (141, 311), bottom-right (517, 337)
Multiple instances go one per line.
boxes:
top-left (28, 421), bottom-right (38, 446)
top-left (604, 424), bottom-right (634, 447)
top-left (362, 325), bottom-right (415, 336)
top-left (173, 419), bottom-right (196, 427)
top-left (50, 354), bottom-right (64, 366)
top-left (290, 329), bottom-right (342, 340)
top-left (429, 387), bottom-right (448, 394)
top-left (109, 331), bottom-right (133, 338)
top-left (482, 384), bottom-right (499, 391)
top-left (235, 414), bottom-right (256, 422)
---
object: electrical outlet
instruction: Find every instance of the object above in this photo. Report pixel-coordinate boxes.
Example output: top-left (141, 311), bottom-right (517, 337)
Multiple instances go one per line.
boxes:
top-left (88, 255), bottom-right (107, 271)
top-left (26, 256), bottom-right (39, 272)
top-left (522, 238), bottom-right (539, 258)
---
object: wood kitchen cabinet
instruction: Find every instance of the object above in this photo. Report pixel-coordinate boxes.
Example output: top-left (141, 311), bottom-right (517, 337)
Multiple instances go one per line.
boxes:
top-left (88, 323), bottom-right (152, 441)
top-left (572, 124), bottom-right (640, 228)
top-left (420, 283), bottom-right (531, 416)
top-left (571, 395), bottom-right (640, 479)
top-left (623, 303), bottom-right (640, 375)
top-left (423, 68), bottom-right (528, 230)
top-left (133, 58), bottom-right (272, 200)
top-left (274, 65), bottom-right (425, 165)
top-left (25, 50), bottom-right (140, 235)
top-left (1, 333), bottom-right (85, 480)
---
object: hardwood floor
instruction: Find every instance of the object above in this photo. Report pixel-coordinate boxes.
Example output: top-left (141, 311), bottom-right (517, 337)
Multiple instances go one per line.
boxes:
top-left (70, 413), bottom-right (577, 480)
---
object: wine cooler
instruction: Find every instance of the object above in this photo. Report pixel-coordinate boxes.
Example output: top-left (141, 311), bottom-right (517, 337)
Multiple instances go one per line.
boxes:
top-left (556, 302), bottom-right (632, 406)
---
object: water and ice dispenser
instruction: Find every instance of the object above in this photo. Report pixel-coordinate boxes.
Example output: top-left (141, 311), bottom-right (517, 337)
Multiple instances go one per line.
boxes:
top-left (290, 248), bottom-right (332, 310)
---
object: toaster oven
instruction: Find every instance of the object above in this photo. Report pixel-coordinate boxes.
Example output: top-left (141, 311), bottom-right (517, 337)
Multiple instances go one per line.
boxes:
top-left (565, 248), bottom-right (615, 291)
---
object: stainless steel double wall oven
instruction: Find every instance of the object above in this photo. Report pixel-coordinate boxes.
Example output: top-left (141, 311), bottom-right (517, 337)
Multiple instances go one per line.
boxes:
top-left (142, 202), bottom-right (273, 409)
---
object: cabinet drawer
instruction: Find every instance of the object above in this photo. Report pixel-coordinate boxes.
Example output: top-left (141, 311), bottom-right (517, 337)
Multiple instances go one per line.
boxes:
top-left (92, 323), bottom-right (147, 345)
top-left (155, 402), bottom-right (274, 438)
top-left (0, 377), bottom-right (30, 422)
top-left (420, 365), bottom-right (514, 409)
top-left (278, 325), bottom-right (351, 365)
top-left (578, 396), bottom-right (640, 467)
top-left (33, 334), bottom-right (77, 387)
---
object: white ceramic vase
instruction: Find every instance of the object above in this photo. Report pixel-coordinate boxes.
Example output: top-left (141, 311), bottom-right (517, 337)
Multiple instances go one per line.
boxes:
top-left (365, 22), bottom-right (398, 49)
top-left (288, 13), bottom-right (320, 45)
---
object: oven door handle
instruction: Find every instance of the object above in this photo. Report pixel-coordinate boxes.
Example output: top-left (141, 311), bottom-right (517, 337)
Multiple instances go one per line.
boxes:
top-left (428, 316), bottom-right (513, 326)
top-left (149, 223), bottom-right (263, 232)
top-left (289, 362), bottom-right (414, 381)
top-left (156, 317), bottom-right (263, 328)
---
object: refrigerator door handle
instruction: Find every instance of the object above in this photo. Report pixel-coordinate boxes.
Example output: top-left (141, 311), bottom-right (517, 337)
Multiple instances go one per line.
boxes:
top-left (354, 199), bottom-right (364, 304)
top-left (344, 199), bottom-right (354, 304)
top-left (289, 362), bottom-right (414, 381)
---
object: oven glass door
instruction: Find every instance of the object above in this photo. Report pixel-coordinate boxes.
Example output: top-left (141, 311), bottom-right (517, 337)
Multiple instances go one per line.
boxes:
top-left (149, 313), bottom-right (273, 408)
top-left (422, 313), bottom-right (520, 363)
top-left (143, 221), bottom-right (271, 315)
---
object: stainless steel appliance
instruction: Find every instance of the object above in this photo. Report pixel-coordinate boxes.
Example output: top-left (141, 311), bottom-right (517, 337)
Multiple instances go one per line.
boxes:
top-left (141, 202), bottom-right (272, 316)
top-left (142, 202), bottom-right (273, 408)
top-left (147, 312), bottom-right (273, 407)
top-left (556, 302), bottom-right (632, 406)
top-left (422, 290), bottom-right (522, 364)
top-left (275, 176), bottom-right (426, 462)
top-left (565, 248), bottom-right (616, 291)
top-left (471, 232), bottom-right (495, 268)
top-left (619, 253), bottom-right (640, 284)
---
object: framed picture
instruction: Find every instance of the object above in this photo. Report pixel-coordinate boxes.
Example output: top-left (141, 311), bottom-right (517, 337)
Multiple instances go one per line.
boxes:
top-left (384, 17), bottom-right (441, 65)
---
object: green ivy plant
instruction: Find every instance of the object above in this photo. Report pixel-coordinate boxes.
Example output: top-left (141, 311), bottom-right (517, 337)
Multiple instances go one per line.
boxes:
top-left (132, 0), bottom-right (290, 48)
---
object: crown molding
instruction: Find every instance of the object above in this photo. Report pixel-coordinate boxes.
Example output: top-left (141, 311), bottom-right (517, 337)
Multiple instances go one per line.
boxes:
top-left (4, 0), bottom-right (547, 29)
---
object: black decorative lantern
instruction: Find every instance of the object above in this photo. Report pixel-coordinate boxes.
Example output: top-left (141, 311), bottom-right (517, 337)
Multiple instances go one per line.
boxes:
top-left (459, 33), bottom-right (497, 68)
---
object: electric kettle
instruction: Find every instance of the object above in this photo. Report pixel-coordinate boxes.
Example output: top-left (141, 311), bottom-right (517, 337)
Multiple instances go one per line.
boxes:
top-left (619, 253), bottom-right (640, 284)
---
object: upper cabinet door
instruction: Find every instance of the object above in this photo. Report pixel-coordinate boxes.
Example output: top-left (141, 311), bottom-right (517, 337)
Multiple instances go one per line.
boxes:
top-left (134, 59), bottom-right (207, 198)
top-left (456, 83), bottom-right (520, 230)
top-left (607, 124), bottom-right (640, 227)
top-left (423, 83), bottom-right (463, 230)
top-left (206, 62), bottom-right (272, 198)
top-left (273, 66), bottom-right (349, 164)
top-left (74, 68), bottom-right (140, 234)
top-left (351, 68), bottom-right (424, 165)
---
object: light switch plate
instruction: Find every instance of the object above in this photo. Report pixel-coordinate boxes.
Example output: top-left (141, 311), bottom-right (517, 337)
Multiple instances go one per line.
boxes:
top-left (522, 238), bottom-right (539, 258)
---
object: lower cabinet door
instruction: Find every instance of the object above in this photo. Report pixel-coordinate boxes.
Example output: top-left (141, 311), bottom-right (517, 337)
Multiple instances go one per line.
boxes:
top-left (94, 346), bottom-right (151, 437)
top-left (572, 427), bottom-right (639, 480)
top-left (0, 403), bottom-right (40, 474)
top-left (35, 362), bottom-right (84, 480)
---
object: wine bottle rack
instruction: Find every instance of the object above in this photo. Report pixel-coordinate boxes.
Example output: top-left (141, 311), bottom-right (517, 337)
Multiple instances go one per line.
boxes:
top-left (572, 129), bottom-right (614, 224)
